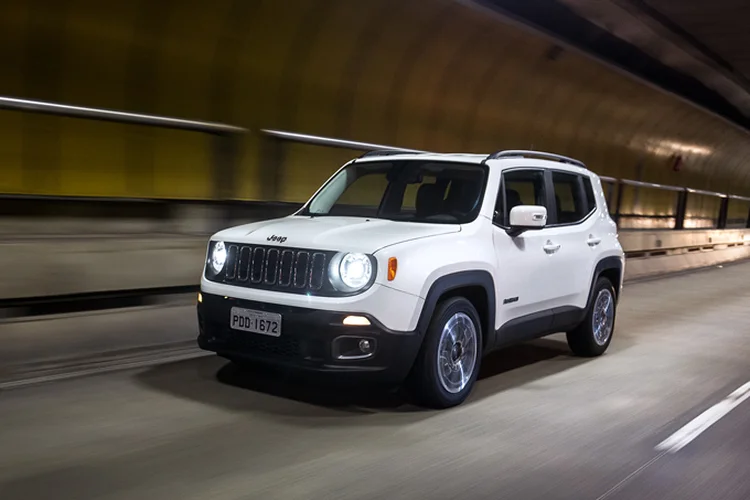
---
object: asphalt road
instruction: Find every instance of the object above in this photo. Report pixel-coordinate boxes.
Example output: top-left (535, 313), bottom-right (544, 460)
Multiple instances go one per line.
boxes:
top-left (1, 263), bottom-right (750, 499)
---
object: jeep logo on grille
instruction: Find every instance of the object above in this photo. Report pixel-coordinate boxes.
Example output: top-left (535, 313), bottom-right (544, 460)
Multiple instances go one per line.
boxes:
top-left (267, 235), bottom-right (287, 244)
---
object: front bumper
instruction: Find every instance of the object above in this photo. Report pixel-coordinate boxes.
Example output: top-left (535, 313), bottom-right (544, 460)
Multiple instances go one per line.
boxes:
top-left (197, 293), bottom-right (422, 384)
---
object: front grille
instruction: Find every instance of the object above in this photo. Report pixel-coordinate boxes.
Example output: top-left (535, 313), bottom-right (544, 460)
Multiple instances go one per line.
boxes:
top-left (210, 243), bottom-right (337, 295)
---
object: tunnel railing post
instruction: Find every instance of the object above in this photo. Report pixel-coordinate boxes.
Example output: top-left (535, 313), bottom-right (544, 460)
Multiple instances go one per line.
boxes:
top-left (717, 196), bottom-right (729, 229)
top-left (605, 182), bottom-right (615, 212)
top-left (613, 180), bottom-right (624, 227)
top-left (674, 189), bottom-right (688, 230)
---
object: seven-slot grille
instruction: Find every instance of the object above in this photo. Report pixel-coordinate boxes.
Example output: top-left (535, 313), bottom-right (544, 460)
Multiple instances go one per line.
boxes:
top-left (214, 243), bottom-right (335, 294)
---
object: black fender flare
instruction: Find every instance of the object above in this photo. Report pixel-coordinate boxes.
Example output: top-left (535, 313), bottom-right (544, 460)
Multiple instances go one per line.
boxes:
top-left (585, 256), bottom-right (623, 310)
top-left (416, 270), bottom-right (496, 343)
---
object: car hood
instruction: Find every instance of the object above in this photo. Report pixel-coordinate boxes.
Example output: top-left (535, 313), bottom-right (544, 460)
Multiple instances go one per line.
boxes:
top-left (212, 216), bottom-right (461, 253)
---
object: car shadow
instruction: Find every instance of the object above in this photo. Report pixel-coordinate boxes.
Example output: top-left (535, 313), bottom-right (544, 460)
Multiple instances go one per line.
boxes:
top-left (136, 336), bottom-right (591, 424)
top-left (471, 337), bottom-right (591, 400)
top-left (136, 355), bottom-right (424, 424)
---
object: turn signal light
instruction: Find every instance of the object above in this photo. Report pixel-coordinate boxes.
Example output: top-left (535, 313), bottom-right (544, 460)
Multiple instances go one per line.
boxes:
top-left (197, 292), bottom-right (203, 303)
top-left (388, 257), bottom-right (398, 281)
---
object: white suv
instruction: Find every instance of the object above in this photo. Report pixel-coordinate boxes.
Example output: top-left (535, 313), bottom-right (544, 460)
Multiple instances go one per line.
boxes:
top-left (198, 150), bottom-right (624, 408)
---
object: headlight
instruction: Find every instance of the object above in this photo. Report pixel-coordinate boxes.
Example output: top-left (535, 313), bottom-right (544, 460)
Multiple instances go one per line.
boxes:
top-left (328, 252), bottom-right (373, 292)
top-left (209, 241), bottom-right (227, 274)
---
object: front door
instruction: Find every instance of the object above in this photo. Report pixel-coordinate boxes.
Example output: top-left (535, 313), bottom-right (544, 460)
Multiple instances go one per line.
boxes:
top-left (492, 168), bottom-right (558, 337)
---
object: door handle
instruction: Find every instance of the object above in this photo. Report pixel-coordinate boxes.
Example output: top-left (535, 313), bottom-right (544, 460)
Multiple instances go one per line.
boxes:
top-left (543, 241), bottom-right (561, 254)
top-left (587, 235), bottom-right (602, 247)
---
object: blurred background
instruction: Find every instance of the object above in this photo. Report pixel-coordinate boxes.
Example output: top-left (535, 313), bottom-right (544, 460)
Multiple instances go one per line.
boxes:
top-left (2, 1), bottom-right (750, 499)
top-left (2, 0), bottom-right (750, 303)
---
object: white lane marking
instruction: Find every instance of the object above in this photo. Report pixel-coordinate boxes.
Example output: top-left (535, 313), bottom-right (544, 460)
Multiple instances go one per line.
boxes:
top-left (656, 380), bottom-right (750, 454)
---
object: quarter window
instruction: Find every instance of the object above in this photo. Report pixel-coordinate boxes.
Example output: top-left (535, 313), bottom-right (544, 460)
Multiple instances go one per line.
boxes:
top-left (582, 176), bottom-right (597, 213)
top-left (551, 171), bottom-right (587, 224)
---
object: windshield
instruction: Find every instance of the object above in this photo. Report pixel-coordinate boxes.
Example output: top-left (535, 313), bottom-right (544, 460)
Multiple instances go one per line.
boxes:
top-left (301, 160), bottom-right (488, 224)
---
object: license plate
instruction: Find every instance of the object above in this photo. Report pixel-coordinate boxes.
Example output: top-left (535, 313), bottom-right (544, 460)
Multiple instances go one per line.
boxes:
top-left (229, 307), bottom-right (282, 337)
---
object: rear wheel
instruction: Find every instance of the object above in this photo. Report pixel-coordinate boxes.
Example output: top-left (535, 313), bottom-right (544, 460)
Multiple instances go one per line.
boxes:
top-left (566, 277), bottom-right (616, 357)
top-left (408, 297), bottom-right (482, 409)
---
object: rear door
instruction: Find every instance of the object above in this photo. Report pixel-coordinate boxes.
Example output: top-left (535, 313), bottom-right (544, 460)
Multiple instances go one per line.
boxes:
top-left (542, 169), bottom-right (599, 311)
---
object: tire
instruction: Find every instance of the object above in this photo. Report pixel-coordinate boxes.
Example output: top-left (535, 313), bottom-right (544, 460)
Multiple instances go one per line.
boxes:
top-left (566, 277), bottom-right (617, 357)
top-left (408, 297), bottom-right (483, 409)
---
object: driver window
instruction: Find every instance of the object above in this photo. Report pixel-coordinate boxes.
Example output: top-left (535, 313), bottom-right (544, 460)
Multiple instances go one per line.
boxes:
top-left (495, 169), bottom-right (547, 226)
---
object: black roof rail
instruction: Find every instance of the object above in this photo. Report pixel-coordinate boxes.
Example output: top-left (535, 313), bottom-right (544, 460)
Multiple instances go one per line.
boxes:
top-left (486, 150), bottom-right (586, 168)
top-left (358, 149), bottom-right (425, 158)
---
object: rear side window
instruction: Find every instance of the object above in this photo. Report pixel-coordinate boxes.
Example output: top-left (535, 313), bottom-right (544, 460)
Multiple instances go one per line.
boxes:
top-left (551, 171), bottom-right (588, 224)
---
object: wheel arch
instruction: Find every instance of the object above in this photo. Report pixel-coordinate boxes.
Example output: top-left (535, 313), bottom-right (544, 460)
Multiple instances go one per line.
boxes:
top-left (416, 270), bottom-right (496, 348)
top-left (587, 256), bottom-right (623, 309)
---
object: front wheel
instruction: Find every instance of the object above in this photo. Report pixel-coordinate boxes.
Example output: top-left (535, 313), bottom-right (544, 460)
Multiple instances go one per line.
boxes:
top-left (408, 297), bottom-right (482, 409)
top-left (566, 277), bottom-right (617, 357)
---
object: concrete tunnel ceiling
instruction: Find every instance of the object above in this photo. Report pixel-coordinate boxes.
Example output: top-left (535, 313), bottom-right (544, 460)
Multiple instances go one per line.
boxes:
top-left (1, 0), bottom-right (750, 202)
top-left (631, 0), bottom-right (750, 91)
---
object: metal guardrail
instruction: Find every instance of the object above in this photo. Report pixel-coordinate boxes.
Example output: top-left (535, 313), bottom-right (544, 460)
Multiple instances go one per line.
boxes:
top-left (686, 187), bottom-right (728, 198)
top-left (261, 129), bottom-right (424, 153)
top-left (619, 178), bottom-right (686, 193)
top-left (0, 97), bottom-right (246, 135)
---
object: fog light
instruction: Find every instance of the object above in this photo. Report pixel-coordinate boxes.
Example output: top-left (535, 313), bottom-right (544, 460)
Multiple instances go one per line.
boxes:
top-left (343, 315), bottom-right (370, 326)
top-left (197, 292), bottom-right (203, 303)
top-left (333, 336), bottom-right (376, 360)
top-left (359, 339), bottom-right (372, 353)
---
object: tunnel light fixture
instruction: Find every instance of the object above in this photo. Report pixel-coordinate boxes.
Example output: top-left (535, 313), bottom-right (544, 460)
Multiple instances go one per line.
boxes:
top-left (642, 139), bottom-right (712, 157)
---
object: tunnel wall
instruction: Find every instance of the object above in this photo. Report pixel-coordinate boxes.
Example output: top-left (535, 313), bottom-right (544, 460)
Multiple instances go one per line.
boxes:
top-left (2, 0), bottom-right (750, 216)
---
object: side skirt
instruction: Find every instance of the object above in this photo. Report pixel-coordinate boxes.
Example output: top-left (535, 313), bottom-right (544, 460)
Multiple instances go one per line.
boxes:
top-left (489, 306), bottom-right (586, 352)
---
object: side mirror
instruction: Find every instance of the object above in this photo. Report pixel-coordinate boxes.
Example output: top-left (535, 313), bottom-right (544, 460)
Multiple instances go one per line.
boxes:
top-left (507, 205), bottom-right (547, 236)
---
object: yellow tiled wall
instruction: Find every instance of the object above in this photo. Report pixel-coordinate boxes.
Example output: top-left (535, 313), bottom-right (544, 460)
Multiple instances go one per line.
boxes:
top-left (1, 0), bottom-right (749, 207)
